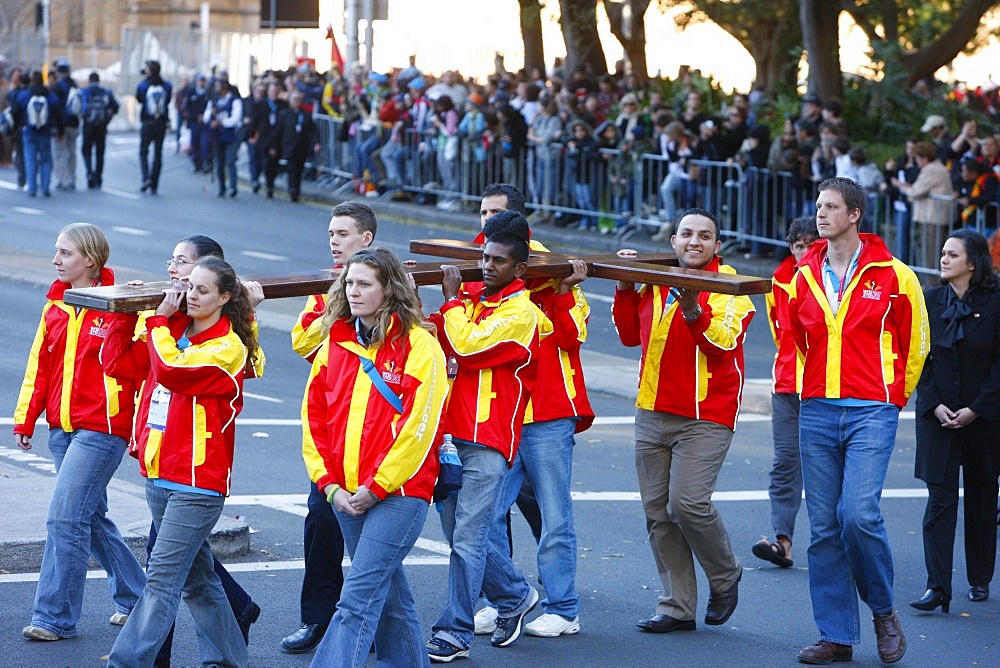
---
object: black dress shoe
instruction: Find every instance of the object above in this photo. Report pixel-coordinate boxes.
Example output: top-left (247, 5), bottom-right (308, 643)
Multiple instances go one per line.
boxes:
top-left (910, 588), bottom-right (950, 613)
top-left (705, 569), bottom-right (741, 625)
top-left (237, 601), bottom-right (261, 645)
top-left (281, 623), bottom-right (328, 653)
top-left (969, 585), bottom-right (990, 602)
top-left (636, 614), bottom-right (696, 633)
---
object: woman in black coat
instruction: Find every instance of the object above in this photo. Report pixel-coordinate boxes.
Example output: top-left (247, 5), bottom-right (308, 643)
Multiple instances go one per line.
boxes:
top-left (911, 229), bottom-right (1000, 614)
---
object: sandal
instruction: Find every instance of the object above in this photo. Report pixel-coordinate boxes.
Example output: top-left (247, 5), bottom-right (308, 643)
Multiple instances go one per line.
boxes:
top-left (752, 538), bottom-right (793, 568)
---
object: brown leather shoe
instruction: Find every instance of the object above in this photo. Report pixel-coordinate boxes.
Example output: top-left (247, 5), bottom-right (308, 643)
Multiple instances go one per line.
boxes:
top-left (873, 611), bottom-right (906, 663)
top-left (797, 640), bottom-right (853, 664)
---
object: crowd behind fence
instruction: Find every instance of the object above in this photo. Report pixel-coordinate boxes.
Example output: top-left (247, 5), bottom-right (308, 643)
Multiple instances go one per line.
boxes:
top-left (307, 114), bottom-right (997, 277)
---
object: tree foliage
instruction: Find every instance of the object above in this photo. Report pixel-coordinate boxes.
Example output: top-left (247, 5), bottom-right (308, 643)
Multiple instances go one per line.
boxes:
top-left (667, 0), bottom-right (802, 94)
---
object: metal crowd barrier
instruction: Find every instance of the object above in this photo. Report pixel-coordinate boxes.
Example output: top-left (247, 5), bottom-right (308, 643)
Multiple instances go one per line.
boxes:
top-left (307, 114), bottom-right (999, 274)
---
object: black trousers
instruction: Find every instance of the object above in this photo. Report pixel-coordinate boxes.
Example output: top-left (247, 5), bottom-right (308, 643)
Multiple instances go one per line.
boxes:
top-left (81, 123), bottom-right (107, 184)
top-left (139, 119), bottom-right (167, 188)
top-left (922, 440), bottom-right (1000, 597)
top-left (301, 484), bottom-right (344, 624)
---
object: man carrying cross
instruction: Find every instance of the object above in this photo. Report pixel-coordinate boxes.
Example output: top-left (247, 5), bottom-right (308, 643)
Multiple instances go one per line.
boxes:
top-left (613, 207), bottom-right (754, 634)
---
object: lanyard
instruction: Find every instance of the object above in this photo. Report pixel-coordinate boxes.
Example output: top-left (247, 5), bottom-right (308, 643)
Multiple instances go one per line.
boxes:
top-left (822, 241), bottom-right (863, 308)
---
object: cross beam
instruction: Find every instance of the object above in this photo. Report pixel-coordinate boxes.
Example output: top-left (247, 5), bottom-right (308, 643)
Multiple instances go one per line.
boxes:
top-left (410, 239), bottom-right (772, 296)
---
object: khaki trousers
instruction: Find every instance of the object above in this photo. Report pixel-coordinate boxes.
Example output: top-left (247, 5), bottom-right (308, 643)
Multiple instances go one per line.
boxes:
top-left (634, 408), bottom-right (740, 620)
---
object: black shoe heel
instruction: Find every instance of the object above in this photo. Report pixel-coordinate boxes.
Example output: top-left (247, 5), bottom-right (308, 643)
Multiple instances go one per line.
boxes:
top-left (910, 588), bottom-right (951, 613)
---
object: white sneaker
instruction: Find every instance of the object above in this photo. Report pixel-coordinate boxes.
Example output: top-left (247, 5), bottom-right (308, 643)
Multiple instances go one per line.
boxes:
top-left (524, 613), bottom-right (581, 637)
top-left (474, 605), bottom-right (498, 635)
top-left (23, 625), bottom-right (60, 641)
top-left (109, 613), bottom-right (129, 626)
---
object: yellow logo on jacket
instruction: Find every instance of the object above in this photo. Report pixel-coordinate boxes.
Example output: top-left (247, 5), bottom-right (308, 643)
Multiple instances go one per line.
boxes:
top-left (861, 280), bottom-right (883, 301)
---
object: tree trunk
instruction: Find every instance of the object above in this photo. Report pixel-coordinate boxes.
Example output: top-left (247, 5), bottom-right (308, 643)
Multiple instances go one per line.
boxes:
top-left (560, 0), bottom-right (608, 77)
top-left (799, 0), bottom-right (842, 100)
top-left (518, 0), bottom-right (546, 76)
top-left (603, 0), bottom-right (650, 83)
top-left (757, 13), bottom-right (800, 92)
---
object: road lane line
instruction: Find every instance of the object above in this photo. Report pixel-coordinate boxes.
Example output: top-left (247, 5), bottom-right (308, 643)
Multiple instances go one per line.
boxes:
top-left (241, 250), bottom-right (289, 262)
top-left (111, 226), bottom-right (152, 236)
top-left (12, 206), bottom-right (44, 215)
top-left (103, 187), bottom-right (142, 200)
top-left (243, 392), bottom-right (283, 403)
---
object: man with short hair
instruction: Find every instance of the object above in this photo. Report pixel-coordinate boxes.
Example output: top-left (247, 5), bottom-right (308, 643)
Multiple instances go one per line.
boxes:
top-left (613, 208), bottom-right (753, 635)
top-left (426, 231), bottom-right (552, 662)
top-left (51, 58), bottom-right (79, 191)
top-left (268, 91), bottom-right (319, 202)
top-left (789, 177), bottom-right (928, 665)
top-left (136, 60), bottom-right (172, 194)
top-left (752, 216), bottom-right (818, 569)
top-left (80, 72), bottom-right (119, 190)
top-left (204, 79), bottom-right (243, 198)
top-left (282, 201), bottom-right (377, 655)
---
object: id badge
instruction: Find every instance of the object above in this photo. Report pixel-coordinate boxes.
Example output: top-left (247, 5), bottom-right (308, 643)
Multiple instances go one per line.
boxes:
top-left (147, 384), bottom-right (171, 431)
top-left (295, 123), bottom-right (302, 134)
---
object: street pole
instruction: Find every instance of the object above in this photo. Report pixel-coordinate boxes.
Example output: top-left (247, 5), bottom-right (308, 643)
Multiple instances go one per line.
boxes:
top-left (363, 0), bottom-right (374, 71)
top-left (41, 0), bottom-right (50, 69)
top-left (269, 0), bottom-right (276, 71)
top-left (346, 0), bottom-right (359, 72)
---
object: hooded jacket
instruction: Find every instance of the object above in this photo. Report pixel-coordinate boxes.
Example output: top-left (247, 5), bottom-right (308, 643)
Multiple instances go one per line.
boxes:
top-left (612, 257), bottom-right (755, 430)
top-left (14, 267), bottom-right (137, 441)
top-left (788, 233), bottom-right (929, 407)
top-left (301, 316), bottom-right (447, 502)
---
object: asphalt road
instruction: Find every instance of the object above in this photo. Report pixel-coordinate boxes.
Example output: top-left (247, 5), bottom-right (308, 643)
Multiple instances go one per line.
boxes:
top-left (0, 134), bottom-right (997, 667)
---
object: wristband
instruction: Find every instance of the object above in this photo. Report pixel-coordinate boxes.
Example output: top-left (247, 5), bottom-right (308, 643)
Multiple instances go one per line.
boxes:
top-left (684, 305), bottom-right (702, 323)
top-left (366, 489), bottom-right (380, 503)
top-left (326, 484), bottom-right (341, 505)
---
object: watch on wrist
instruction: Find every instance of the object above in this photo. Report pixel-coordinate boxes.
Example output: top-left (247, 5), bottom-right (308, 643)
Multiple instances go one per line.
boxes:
top-left (684, 305), bottom-right (702, 322)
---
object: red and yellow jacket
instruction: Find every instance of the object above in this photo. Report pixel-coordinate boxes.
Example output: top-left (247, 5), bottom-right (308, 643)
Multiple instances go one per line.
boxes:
top-left (788, 234), bottom-right (929, 407)
top-left (768, 255), bottom-right (803, 395)
top-left (14, 268), bottom-right (138, 441)
top-left (428, 278), bottom-right (553, 462)
top-left (301, 316), bottom-right (447, 501)
top-left (101, 312), bottom-right (247, 496)
top-left (612, 258), bottom-right (755, 430)
top-left (469, 232), bottom-right (593, 430)
top-left (291, 293), bottom-right (327, 362)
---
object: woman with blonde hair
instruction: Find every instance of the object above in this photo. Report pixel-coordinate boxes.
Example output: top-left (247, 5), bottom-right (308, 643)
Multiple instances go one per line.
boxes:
top-left (304, 247), bottom-right (448, 667)
top-left (15, 222), bottom-right (146, 641)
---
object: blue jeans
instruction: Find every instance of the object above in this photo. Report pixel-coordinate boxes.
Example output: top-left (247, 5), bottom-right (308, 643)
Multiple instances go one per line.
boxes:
top-left (488, 419), bottom-right (579, 618)
top-left (432, 444), bottom-right (535, 649)
top-left (572, 182), bottom-right (597, 229)
top-left (312, 496), bottom-right (430, 668)
top-left (216, 139), bottom-right (239, 193)
top-left (769, 393), bottom-right (802, 541)
top-left (22, 129), bottom-right (52, 195)
top-left (799, 400), bottom-right (899, 645)
top-left (31, 429), bottom-right (145, 637)
top-left (108, 481), bottom-right (247, 668)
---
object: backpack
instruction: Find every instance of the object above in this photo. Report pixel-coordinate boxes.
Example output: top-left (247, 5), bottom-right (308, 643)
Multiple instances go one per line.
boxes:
top-left (65, 85), bottom-right (83, 117)
top-left (84, 88), bottom-right (109, 126)
top-left (145, 84), bottom-right (167, 119)
top-left (0, 106), bottom-right (14, 136)
top-left (26, 94), bottom-right (49, 130)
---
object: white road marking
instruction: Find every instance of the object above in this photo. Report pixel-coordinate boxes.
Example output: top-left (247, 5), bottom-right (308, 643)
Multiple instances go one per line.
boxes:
top-left (0, 411), bottom-right (919, 428)
top-left (12, 206), bottom-right (44, 215)
top-left (0, 555), bottom-right (452, 584)
top-left (103, 187), bottom-right (142, 200)
top-left (243, 392), bottom-right (283, 404)
top-left (241, 250), bottom-right (289, 262)
top-left (0, 180), bottom-right (18, 190)
top-left (111, 226), bottom-right (151, 236)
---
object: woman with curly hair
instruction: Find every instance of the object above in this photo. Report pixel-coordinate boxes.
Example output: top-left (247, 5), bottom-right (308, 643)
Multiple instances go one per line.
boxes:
top-left (304, 247), bottom-right (448, 667)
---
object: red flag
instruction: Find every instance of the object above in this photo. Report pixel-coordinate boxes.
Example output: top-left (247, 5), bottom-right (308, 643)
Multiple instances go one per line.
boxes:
top-left (325, 24), bottom-right (345, 73)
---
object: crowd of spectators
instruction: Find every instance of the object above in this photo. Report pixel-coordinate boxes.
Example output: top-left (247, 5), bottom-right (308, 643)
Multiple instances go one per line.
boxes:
top-left (3, 54), bottom-right (1000, 262)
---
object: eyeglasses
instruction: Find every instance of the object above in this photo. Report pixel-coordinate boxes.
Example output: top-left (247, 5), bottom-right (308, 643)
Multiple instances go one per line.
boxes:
top-left (165, 258), bottom-right (190, 268)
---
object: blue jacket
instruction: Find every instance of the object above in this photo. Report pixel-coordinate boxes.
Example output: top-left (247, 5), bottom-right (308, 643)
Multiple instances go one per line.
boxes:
top-left (55, 77), bottom-right (79, 127)
top-left (14, 85), bottom-right (63, 136)
top-left (136, 77), bottom-right (173, 124)
top-left (81, 84), bottom-right (120, 127)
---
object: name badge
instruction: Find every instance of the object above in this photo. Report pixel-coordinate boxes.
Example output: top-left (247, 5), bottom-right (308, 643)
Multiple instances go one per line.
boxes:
top-left (269, 112), bottom-right (276, 126)
top-left (147, 384), bottom-right (171, 431)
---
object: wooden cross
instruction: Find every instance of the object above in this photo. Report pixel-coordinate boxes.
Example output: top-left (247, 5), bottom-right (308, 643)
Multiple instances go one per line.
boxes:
top-left (410, 239), bottom-right (772, 295)
top-left (62, 241), bottom-right (770, 312)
